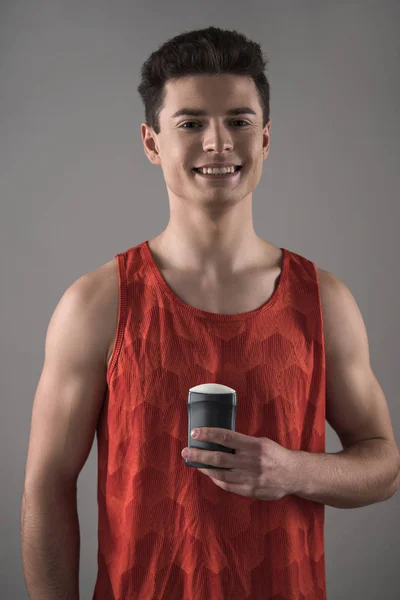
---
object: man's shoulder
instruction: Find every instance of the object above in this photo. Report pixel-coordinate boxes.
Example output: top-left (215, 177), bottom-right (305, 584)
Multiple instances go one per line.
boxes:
top-left (314, 266), bottom-right (366, 358)
top-left (315, 266), bottom-right (347, 319)
top-left (74, 257), bottom-right (119, 367)
top-left (94, 256), bottom-right (119, 287)
top-left (78, 257), bottom-right (119, 302)
top-left (315, 266), bottom-right (346, 298)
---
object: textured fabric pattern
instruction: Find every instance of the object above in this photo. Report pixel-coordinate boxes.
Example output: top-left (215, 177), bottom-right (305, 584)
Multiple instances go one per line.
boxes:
top-left (93, 240), bottom-right (327, 600)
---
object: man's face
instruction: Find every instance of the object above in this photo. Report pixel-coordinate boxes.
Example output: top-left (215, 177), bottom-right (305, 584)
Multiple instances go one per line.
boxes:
top-left (141, 74), bottom-right (270, 208)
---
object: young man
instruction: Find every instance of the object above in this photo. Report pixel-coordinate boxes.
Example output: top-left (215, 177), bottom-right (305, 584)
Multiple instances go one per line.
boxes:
top-left (21, 27), bottom-right (399, 600)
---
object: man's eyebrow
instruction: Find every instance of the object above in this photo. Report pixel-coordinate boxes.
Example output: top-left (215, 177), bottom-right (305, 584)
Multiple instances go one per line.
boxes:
top-left (170, 107), bottom-right (257, 119)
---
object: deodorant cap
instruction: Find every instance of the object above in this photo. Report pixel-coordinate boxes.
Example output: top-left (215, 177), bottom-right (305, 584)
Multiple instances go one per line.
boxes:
top-left (189, 383), bottom-right (236, 394)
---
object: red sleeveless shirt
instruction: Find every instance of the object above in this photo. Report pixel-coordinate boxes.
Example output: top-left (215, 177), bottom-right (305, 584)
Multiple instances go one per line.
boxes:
top-left (93, 240), bottom-right (326, 600)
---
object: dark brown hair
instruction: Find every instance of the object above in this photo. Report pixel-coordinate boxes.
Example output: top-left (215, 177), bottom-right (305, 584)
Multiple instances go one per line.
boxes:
top-left (137, 26), bottom-right (270, 134)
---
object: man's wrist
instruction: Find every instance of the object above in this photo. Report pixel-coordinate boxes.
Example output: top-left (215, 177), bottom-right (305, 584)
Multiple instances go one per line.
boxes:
top-left (285, 449), bottom-right (311, 497)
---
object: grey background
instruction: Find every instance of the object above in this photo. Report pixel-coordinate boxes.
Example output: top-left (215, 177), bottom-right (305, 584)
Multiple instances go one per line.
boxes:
top-left (1, 1), bottom-right (399, 598)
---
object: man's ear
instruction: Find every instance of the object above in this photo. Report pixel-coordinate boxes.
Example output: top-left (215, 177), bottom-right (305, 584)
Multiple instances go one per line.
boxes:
top-left (141, 123), bottom-right (162, 166)
top-left (262, 120), bottom-right (271, 160)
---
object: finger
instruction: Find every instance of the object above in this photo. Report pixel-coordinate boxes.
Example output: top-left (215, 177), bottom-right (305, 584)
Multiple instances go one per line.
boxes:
top-left (194, 427), bottom-right (260, 450)
top-left (186, 448), bottom-right (234, 469)
top-left (200, 469), bottom-right (252, 494)
top-left (198, 468), bottom-right (235, 483)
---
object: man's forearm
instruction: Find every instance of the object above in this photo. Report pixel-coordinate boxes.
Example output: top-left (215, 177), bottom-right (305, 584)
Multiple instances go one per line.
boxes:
top-left (290, 438), bottom-right (400, 508)
top-left (21, 484), bottom-right (80, 599)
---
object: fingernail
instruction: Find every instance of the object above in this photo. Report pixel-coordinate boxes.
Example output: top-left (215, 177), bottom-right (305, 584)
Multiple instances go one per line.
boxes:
top-left (191, 429), bottom-right (199, 438)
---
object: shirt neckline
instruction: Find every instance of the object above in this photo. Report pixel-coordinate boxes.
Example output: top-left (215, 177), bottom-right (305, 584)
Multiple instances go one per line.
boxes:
top-left (141, 239), bottom-right (289, 321)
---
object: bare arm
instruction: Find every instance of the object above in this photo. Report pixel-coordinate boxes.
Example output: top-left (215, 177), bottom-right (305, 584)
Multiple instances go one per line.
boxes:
top-left (21, 268), bottom-right (114, 599)
top-left (290, 269), bottom-right (400, 508)
top-left (21, 485), bottom-right (80, 600)
top-left (291, 436), bottom-right (399, 509)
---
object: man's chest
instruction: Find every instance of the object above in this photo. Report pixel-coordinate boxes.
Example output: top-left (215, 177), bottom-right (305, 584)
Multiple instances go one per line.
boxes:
top-left (158, 266), bottom-right (283, 315)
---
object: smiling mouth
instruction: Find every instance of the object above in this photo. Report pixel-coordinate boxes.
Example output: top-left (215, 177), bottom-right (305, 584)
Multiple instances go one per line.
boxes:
top-left (193, 165), bottom-right (242, 174)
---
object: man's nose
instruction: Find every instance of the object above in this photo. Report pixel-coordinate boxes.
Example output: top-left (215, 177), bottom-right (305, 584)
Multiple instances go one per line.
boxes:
top-left (202, 123), bottom-right (234, 153)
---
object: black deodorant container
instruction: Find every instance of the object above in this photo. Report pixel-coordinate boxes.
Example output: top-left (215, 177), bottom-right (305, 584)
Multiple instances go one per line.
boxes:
top-left (184, 383), bottom-right (237, 470)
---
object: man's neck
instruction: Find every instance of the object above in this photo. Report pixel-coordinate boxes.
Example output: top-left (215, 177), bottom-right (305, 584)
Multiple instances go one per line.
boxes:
top-left (148, 230), bottom-right (275, 277)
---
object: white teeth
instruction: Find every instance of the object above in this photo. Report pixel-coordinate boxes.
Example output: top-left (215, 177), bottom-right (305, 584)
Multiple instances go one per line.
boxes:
top-left (197, 166), bottom-right (238, 175)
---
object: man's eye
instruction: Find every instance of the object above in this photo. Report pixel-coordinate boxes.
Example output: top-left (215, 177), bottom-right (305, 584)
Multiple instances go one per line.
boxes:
top-left (181, 122), bottom-right (200, 128)
top-left (232, 120), bottom-right (249, 127)
top-left (180, 120), bottom-right (249, 129)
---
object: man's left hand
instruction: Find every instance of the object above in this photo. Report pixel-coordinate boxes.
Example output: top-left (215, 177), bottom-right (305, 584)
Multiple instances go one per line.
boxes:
top-left (181, 427), bottom-right (297, 500)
